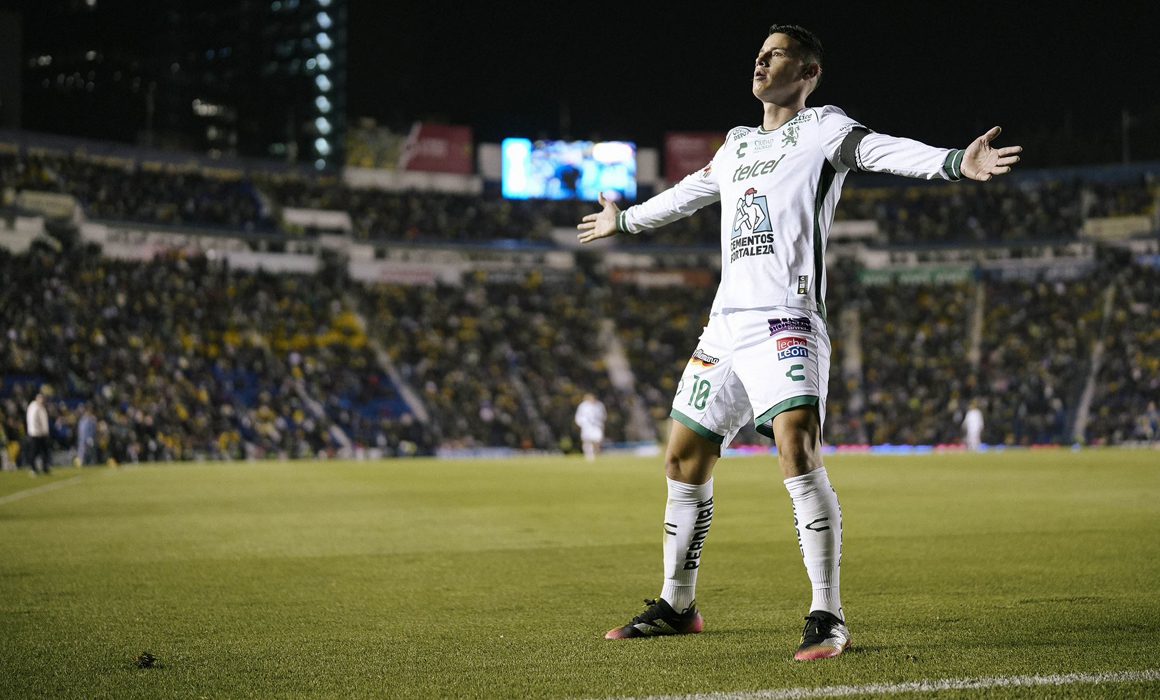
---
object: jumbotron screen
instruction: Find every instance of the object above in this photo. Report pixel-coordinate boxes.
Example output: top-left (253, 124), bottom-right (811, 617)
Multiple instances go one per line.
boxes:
top-left (501, 138), bottom-right (636, 201)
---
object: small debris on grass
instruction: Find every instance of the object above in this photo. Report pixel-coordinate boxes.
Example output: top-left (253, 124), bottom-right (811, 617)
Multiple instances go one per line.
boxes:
top-left (135, 652), bottom-right (160, 669)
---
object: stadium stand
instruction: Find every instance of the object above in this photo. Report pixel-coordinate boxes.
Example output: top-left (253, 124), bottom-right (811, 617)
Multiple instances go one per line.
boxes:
top-left (2, 133), bottom-right (1158, 464)
top-left (1086, 267), bottom-right (1160, 444)
top-left (4, 135), bottom-right (1155, 247)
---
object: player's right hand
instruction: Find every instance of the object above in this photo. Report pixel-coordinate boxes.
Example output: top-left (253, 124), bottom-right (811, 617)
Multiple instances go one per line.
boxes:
top-left (576, 193), bottom-right (621, 244)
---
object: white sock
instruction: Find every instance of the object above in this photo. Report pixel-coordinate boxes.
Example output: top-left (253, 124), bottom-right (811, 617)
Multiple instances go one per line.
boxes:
top-left (784, 467), bottom-right (844, 620)
top-left (660, 477), bottom-right (714, 612)
top-left (582, 442), bottom-right (595, 461)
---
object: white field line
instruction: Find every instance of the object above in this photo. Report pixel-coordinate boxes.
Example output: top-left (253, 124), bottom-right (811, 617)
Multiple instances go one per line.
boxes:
top-left (613, 669), bottom-right (1160, 700)
top-left (0, 475), bottom-right (84, 506)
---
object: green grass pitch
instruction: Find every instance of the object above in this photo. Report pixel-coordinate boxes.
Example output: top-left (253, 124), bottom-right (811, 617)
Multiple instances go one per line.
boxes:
top-left (1, 449), bottom-right (1158, 699)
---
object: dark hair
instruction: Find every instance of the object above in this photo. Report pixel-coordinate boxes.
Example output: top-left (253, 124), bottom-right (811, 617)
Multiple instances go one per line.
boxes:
top-left (768, 24), bottom-right (824, 84)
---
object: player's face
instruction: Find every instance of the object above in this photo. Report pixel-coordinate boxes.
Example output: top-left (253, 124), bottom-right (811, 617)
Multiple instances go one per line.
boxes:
top-left (752, 33), bottom-right (816, 102)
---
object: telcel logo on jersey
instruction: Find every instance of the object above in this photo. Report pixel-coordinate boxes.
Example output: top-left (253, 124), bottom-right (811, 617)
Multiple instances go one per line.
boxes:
top-left (776, 336), bottom-right (809, 361)
top-left (733, 153), bottom-right (786, 182)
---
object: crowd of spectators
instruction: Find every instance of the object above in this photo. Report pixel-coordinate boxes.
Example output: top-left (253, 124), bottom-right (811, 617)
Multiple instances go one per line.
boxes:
top-left (3, 145), bottom-right (1154, 248)
top-left (2, 152), bottom-right (274, 231)
top-left (3, 133), bottom-right (1159, 462)
top-left (855, 280), bottom-right (975, 445)
top-left (358, 271), bottom-right (626, 451)
top-left (1086, 267), bottom-right (1160, 443)
top-left (977, 276), bottom-right (1107, 446)
top-left (835, 180), bottom-right (1087, 244)
top-left (3, 237), bottom-right (1158, 467)
top-left (0, 245), bottom-right (427, 467)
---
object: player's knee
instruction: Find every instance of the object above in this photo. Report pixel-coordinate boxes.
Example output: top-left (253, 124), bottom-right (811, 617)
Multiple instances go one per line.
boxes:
top-left (664, 433), bottom-right (717, 483)
top-left (772, 407), bottom-right (822, 477)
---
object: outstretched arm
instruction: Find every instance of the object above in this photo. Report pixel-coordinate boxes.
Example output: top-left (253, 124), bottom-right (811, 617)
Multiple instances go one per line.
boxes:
top-left (577, 149), bottom-right (724, 244)
top-left (824, 103), bottom-right (1023, 182)
top-left (961, 126), bottom-right (1022, 181)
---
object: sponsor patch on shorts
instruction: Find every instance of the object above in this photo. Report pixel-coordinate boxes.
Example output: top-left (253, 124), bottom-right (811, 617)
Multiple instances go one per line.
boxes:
top-left (776, 336), bottom-right (809, 360)
top-left (690, 349), bottom-right (719, 367)
top-left (768, 317), bottom-right (811, 335)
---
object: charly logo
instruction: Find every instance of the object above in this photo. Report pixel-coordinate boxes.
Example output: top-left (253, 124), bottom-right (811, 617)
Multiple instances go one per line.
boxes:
top-left (731, 187), bottom-right (772, 238)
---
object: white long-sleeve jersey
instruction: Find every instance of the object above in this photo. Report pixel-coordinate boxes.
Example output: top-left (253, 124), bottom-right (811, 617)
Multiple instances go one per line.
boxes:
top-left (619, 106), bottom-right (966, 318)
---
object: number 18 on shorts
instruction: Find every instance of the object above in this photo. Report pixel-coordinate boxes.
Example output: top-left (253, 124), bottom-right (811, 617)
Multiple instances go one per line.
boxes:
top-left (669, 310), bottom-right (830, 447)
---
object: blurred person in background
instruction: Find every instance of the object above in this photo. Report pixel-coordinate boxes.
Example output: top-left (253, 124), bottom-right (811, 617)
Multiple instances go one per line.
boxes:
top-left (574, 393), bottom-right (608, 462)
top-left (25, 392), bottom-right (52, 475)
top-left (0, 411), bottom-right (12, 471)
top-left (962, 400), bottom-right (985, 451)
top-left (77, 405), bottom-right (98, 466)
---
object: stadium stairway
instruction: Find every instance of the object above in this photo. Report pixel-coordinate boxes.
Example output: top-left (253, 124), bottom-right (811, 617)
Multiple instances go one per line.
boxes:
top-left (837, 306), bottom-right (867, 444)
top-left (506, 360), bottom-right (555, 447)
top-left (1071, 280), bottom-right (1118, 442)
top-left (968, 281), bottom-right (985, 369)
top-left (342, 294), bottom-right (431, 426)
top-left (598, 320), bottom-right (656, 442)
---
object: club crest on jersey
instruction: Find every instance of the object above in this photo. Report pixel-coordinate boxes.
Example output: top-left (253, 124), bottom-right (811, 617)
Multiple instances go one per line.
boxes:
top-left (782, 124), bottom-right (800, 148)
top-left (731, 187), bottom-right (772, 238)
top-left (690, 349), bottom-right (719, 368)
top-left (776, 336), bottom-right (809, 361)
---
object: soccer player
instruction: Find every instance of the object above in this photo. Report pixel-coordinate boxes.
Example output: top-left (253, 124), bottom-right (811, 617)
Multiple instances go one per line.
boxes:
top-left (577, 24), bottom-right (1021, 660)
top-left (574, 393), bottom-right (608, 462)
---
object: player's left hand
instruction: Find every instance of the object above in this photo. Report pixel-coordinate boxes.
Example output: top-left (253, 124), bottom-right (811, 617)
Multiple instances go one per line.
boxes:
top-left (962, 126), bottom-right (1022, 181)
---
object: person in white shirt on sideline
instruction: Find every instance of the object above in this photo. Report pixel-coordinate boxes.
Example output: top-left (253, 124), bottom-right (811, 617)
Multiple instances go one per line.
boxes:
top-left (963, 401), bottom-right (985, 452)
top-left (574, 393), bottom-right (608, 462)
top-left (26, 392), bottom-right (52, 476)
top-left (577, 23), bottom-right (1020, 660)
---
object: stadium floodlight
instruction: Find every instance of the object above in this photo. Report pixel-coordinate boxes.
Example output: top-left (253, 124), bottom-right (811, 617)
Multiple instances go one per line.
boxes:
top-left (315, 117), bottom-right (331, 135)
top-left (315, 96), bottom-right (331, 113)
top-left (315, 75), bottom-right (331, 92)
top-left (316, 53), bottom-right (332, 71)
top-left (315, 32), bottom-right (333, 50)
top-left (314, 138), bottom-right (331, 155)
top-left (316, 12), bottom-right (332, 29)
top-left (317, 0), bottom-right (331, 6)
top-left (306, 58), bottom-right (317, 70)
top-left (315, 158), bottom-right (326, 169)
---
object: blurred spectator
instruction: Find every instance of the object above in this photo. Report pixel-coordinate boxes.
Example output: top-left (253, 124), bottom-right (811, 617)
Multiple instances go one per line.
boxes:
top-left (962, 400), bottom-right (984, 451)
top-left (26, 392), bottom-right (52, 474)
top-left (76, 404), bottom-right (98, 466)
top-left (574, 393), bottom-right (607, 462)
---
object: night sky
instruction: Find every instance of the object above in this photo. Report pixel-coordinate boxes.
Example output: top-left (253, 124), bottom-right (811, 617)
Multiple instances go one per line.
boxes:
top-left (349, 0), bottom-right (1160, 165)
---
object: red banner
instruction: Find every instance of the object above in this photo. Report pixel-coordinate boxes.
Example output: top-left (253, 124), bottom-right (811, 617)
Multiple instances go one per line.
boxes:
top-left (399, 123), bottom-right (474, 174)
top-left (664, 131), bottom-right (725, 183)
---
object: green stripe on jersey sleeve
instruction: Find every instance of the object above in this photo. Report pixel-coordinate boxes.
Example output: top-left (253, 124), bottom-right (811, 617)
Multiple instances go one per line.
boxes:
top-left (942, 149), bottom-right (966, 181)
top-left (617, 210), bottom-right (632, 234)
